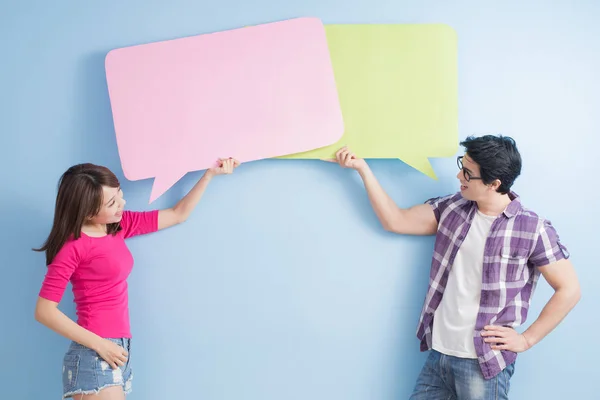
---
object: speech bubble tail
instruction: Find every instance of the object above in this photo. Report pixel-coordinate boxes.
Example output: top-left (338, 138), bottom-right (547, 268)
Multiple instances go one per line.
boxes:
top-left (149, 170), bottom-right (187, 204)
top-left (398, 155), bottom-right (437, 180)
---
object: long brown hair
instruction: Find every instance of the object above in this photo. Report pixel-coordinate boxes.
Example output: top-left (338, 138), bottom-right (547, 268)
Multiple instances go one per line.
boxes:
top-left (34, 163), bottom-right (122, 265)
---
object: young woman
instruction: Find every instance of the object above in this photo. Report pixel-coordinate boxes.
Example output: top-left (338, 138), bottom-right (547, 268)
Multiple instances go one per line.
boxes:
top-left (34, 158), bottom-right (240, 399)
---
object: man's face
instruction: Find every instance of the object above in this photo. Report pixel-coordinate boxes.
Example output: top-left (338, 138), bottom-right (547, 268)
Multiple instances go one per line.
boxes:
top-left (456, 154), bottom-right (496, 201)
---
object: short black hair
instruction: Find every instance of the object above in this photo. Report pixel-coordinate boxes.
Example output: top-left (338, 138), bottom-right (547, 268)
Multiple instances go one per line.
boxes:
top-left (460, 135), bottom-right (522, 194)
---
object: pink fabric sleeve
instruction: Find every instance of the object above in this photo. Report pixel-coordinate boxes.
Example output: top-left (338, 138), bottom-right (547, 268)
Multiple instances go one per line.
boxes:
top-left (119, 210), bottom-right (159, 239)
top-left (38, 241), bottom-right (83, 303)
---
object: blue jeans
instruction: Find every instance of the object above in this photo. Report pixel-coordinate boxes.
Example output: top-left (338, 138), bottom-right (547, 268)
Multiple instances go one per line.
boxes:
top-left (410, 350), bottom-right (515, 400)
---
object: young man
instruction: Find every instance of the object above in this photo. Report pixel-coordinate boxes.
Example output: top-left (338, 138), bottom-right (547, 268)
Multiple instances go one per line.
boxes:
top-left (328, 135), bottom-right (580, 399)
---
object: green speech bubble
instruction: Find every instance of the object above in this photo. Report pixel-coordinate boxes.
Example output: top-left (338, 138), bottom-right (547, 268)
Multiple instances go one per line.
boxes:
top-left (280, 23), bottom-right (458, 178)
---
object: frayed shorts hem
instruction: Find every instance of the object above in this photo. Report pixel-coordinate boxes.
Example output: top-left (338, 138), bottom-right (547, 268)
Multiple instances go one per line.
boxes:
top-left (63, 381), bottom-right (132, 399)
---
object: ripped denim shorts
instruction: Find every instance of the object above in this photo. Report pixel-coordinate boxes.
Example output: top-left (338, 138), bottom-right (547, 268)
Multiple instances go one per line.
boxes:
top-left (62, 338), bottom-right (133, 399)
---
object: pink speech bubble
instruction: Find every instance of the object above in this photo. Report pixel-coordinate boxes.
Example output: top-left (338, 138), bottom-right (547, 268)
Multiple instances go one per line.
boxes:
top-left (105, 18), bottom-right (344, 202)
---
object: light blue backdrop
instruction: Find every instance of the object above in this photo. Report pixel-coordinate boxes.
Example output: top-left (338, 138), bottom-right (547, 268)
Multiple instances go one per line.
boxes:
top-left (1, 1), bottom-right (597, 399)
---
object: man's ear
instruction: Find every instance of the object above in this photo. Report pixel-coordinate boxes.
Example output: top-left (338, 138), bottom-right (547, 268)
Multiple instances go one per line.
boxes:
top-left (488, 179), bottom-right (502, 191)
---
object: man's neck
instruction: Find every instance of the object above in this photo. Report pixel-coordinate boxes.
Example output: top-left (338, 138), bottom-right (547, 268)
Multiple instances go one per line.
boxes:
top-left (476, 193), bottom-right (512, 217)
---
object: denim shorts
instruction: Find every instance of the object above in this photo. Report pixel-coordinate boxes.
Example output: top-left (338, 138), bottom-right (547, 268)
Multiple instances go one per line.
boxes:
top-left (62, 338), bottom-right (133, 399)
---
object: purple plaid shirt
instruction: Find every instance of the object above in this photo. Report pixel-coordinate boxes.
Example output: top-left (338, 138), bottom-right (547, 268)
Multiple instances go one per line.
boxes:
top-left (417, 191), bottom-right (569, 379)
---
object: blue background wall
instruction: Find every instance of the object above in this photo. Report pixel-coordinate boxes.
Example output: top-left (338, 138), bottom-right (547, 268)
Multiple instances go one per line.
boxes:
top-left (2, 1), bottom-right (598, 399)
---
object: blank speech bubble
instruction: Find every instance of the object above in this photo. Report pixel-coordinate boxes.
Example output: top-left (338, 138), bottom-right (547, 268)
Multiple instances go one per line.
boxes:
top-left (280, 24), bottom-right (458, 179)
top-left (105, 17), bottom-right (344, 202)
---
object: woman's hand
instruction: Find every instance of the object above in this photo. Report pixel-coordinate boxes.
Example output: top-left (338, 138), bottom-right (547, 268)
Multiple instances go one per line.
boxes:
top-left (94, 339), bottom-right (128, 369)
top-left (207, 158), bottom-right (241, 177)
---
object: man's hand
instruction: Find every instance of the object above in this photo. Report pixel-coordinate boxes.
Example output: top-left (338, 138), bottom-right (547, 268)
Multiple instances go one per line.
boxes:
top-left (324, 146), bottom-right (368, 172)
top-left (481, 325), bottom-right (532, 353)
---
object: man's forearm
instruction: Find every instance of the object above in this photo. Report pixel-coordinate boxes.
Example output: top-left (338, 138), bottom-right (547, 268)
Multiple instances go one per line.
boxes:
top-left (357, 166), bottom-right (404, 231)
top-left (523, 287), bottom-right (580, 347)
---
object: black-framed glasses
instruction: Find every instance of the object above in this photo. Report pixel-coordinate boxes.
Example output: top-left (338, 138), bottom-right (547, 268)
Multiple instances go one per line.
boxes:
top-left (457, 156), bottom-right (482, 182)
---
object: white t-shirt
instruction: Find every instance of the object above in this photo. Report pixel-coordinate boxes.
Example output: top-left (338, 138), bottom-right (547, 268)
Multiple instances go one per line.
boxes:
top-left (432, 209), bottom-right (497, 359)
